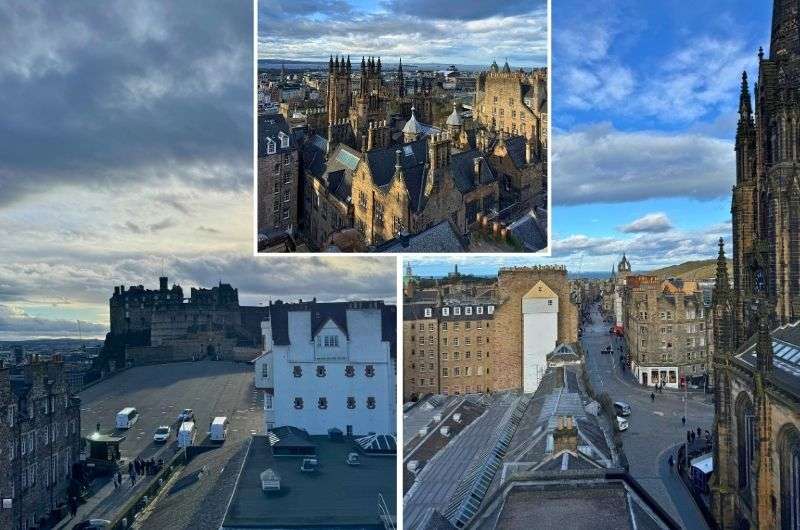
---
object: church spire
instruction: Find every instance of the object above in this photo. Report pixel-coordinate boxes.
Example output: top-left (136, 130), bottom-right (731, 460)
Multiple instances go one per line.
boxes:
top-left (738, 71), bottom-right (752, 118)
top-left (770, 0), bottom-right (800, 61)
top-left (713, 238), bottom-right (731, 305)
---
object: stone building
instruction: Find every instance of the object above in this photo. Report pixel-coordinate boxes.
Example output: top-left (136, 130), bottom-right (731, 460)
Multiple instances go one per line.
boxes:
top-left (612, 254), bottom-right (632, 327)
top-left (351, 131), bottom-right (499, 246)
top-left (106, 276), bottom-right (266, 366)
top-left (711, 3), bottom-right (800, 527)
top-left (622, 275), bottom-right (709, 389)
top-left (474, 61), bottom-right (548, 155)
top-left (403, 266), bottom-right (578, 400)
top-left (0, 358), bottom-right (82, 530)
top-left (257, 114), bottom-right (300, 235)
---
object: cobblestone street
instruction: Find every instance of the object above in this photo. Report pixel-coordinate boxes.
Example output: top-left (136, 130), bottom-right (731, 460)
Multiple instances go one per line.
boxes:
top-left (581, 304), bottom-right (713, 529)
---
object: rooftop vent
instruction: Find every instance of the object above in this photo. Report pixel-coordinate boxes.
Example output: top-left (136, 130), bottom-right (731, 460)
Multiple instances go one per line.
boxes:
top-left (407, 460), bottom-right (419, 472)
top-left (440, 426), bottom-right (451, 437)
top-left (453, 413), bottom-right (462, 423)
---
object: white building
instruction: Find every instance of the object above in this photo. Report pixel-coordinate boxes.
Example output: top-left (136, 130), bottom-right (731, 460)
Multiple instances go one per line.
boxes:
top-left (258, 300), bottom-right (396, 437)
top-left (522, 281), bottom-right (559, 393)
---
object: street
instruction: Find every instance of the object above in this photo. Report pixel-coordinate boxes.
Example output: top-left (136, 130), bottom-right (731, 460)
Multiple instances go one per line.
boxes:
top-left (58, 361), bottom-right (261, 528)
top-left (581, 304), bottom-right (713, 529)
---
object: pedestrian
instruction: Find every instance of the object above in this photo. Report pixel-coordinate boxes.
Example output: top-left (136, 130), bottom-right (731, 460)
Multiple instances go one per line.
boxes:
top-left (696, 427), bottom-right (702, 438)
top-left (117, 470), bottom-right (122, 486)
top-left (681, 416), bottom-right (686, 426)
top-left (650, 392), bottom-right (655, 402)
top-left (668, 454), bottom-right (674, 468)
top-left (129, 473), bottom-right (135, 486)
top-left (691, 431), bottom-right (696, 443)
top-left (128, 461), bottom-right (133, 475)
top-left (687, 430), bottom-right (691, 443)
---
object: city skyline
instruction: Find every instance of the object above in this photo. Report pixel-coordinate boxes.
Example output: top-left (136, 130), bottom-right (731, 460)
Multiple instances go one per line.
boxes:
top-left (258, 0), bottom-right (548, 67)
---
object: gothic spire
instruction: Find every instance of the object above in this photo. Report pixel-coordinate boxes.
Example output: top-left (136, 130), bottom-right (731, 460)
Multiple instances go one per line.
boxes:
top-left (398, 57), bottom-right (403, 74)
top-left (738, 71), bottom-right (752, 118)
top-left (334, 55), bottom-right (339, 70)
top-left (377, 56), bottom-right (382, 70)
top-left (346, 55), bottom-right (351, 71)
top-left (713, 238), bottom-right (731, 306)
top-left (755, 300), bottom-right (773, 374)
top-left (329, 54), bottom-right (334, 71)
top-left (770, 0), bottom-right (800, 61)
top-left (361, 56), bottom-right (366, 70)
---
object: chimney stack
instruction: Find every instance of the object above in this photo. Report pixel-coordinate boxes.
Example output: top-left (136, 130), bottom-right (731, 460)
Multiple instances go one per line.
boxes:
top-left (473, 157), bottom-right (483, 186)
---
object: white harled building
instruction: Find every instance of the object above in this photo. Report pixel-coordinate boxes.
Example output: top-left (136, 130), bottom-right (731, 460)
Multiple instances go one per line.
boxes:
top-left (256, 299), bottom-right (396, 437)
top-left (522, 280), bottom-right (559, 393)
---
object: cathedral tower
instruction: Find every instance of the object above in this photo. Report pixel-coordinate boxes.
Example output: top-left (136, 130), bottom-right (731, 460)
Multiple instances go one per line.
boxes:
top-left (327, 55), bottom-right (352, 127)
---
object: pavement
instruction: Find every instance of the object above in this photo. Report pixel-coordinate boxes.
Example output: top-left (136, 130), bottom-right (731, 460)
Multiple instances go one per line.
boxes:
top-left (581, 305), bottom-right (713, 530)
top-left (56, 360), bottom-right (261, 529)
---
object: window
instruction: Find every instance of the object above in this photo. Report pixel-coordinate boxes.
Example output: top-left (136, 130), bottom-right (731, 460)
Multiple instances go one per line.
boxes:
top-left (365, 365), bottom-right (375, 377)
top-left (318, 397), bottom-right (328, 409)
top-left (345, 365), bottom-right (355, 377)
top-left (453, 367), bottom-right (460, 376)
top-left (465, 338), bottom-right (471, 346)
top-left (465, 321), bottom-right (471, 330)
top-left (476, 306), bottom-right (484, 315)
top-left (442, 338), bottom-right (448, 346)
top-left (454, 307), bottom-right (461, 316)
top-left (487, 305), bottom-right (495, 314)
top-left (261, 364), bottom-right (269, 378)
top-left (267, 138), bottom-right (276, 154)
top-left (316, 365), bottom-right (326, 377)
top-left (442, 307), bottom-right (450, 316)
top-left (367, 397), bottom-right (376, 409)
top-left (465, 367), bottom-right (472, 376)
top-left (428, 322), bottom-right (434, 332)
top-left (323, 335), bottom-right (339, 347)
top-left (293, 365), bottom-right (302, 377)
top-left (453, 337), bottom-right (459, 346)
top-left (359, 191), bottom-right (367, 210)
top-left (442, 352), bottom-right (448, 360)
top-left (453, 351), bottom-right (460, 360)
top-left (293, 397), bottom-right (304, 409)
top-left (424, 308), bottom-right (432, 318)
top-left (442, 368), bottom-right (449, 377)
top-left (465, 306), bottom-right (473, 315)
top-left (347, 397), bottom-right (356, 409)
top-left (441, 322), bottom-right (448, 331)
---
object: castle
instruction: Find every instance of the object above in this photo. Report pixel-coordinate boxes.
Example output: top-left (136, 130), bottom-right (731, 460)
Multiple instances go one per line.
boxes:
top-left (105, 276), bottom-right (268, 366)
top-left (711, 2), bottom-right (800, 528)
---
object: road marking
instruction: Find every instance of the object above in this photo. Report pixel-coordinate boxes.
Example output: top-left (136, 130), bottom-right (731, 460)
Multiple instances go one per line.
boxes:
top-left (653, 411), bottom-right (664, 416)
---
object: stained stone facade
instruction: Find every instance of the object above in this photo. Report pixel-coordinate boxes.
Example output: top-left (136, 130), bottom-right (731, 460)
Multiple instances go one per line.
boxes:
top-left (0, 359), bottom-right (82, 530)
top-left (492, 266), bottom-right (578, 391)
top-left (712, 3), bottom-right (800, 528)
top-left (257, 114), bottom-right (300, 234)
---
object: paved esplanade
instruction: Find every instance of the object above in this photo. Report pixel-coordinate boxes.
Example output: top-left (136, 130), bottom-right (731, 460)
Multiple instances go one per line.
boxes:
top-left (582, 304), bottom-right (713, 529)
top-left (55, 361), bottom-right (260, 528)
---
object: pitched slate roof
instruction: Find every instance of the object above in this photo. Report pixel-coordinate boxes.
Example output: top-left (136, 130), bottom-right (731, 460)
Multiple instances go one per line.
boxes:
top-left (366, 138), bottom-right (429, 211)
top-left (301, 137), bottom-right (359, 203)
top-left (376, 220), bottom-right (466, 253)
top-left (258, 114), bottom-right (295, 157)
top-left (450, 149), bottom-right (496, 194)
top-left (735, 319), bottom-right (800, 398)
top-left (504, 135), bottom-right (528, 169)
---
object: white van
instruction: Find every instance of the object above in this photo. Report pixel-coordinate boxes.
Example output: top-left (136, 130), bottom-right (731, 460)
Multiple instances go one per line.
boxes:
top-left (177, 421), bottom-right (196, 448)
top-left (210, 416), bottom-right (228, 442)
top-left (115, 407), bottom-right (138, 429)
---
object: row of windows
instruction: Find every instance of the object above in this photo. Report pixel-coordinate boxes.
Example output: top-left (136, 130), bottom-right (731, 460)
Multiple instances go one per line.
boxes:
top-left (3, 395), bottom-right (72, 426)
top-left (636, 308), bottom-right (705, 321)
top-left (409, 320), bottom-right (491, 332)
top-left (294, 397), bottom-right (377, 410)
top-left (292, 365), bottom-right (375, 378)
top-left (409, 378), bottom-right (435, 386)
top-left (6, 420), bottom-right (78, 460)
top-left (442, 366), bottom-right (485, 377)
top-left (9, 449), bottom-right (72, 495)
top-left (412, 335), bottom-right (490, 346)
top-left (423, 305), bottom-right (495, 318)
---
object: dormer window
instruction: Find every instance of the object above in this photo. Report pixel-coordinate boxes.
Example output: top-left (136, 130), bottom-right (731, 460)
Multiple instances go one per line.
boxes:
top-left (293, 397), bottom-right (304, 409)
top-left (465, 306), bottom-right (472, 315)
top-left (365, 365), bottom-right (375, 377)
top-left (347, 397), bottom-right (356, 409)
top-left (345, 365), bottom-right (355, 377)
top-left (442, 307), bottom-right (450, 316)
top-left (292, 365), bottom-right (302, 378)
top-left (316, 365), bottom-right (326, 377)
top-left (424, 308), bottom-right (432, 318)
top-left (279, 131), bottom-right (289, 148)
top-left (476, 306), bottom-right (484, 315)
top-left (266, 138), bottom-right (276, 155)
top-left (454, 307), bottom-right (461, 316)
top-left (323, 335), bottom-right (339, 347)
top-left (487, 305), bottom-right (495, 314)
top-left (367, 397), bottom-right (376, 409)
top-left (318, 397), bottom-right (327, 409)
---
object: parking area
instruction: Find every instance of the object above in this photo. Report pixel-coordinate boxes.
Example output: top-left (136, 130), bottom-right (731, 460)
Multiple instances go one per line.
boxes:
top-left (64, 361), bottom-right (262, 526)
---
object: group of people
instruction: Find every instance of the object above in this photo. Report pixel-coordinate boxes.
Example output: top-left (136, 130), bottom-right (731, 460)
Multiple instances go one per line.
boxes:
top-left (113, 457), bottom-right (164, 489)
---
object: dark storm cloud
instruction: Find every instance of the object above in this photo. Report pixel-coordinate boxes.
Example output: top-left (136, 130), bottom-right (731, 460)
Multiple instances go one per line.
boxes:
top-left (0, 0), bottom-right (253, 208)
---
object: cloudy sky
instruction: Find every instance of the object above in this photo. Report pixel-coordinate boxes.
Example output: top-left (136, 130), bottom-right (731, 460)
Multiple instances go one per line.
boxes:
top-left (258, 0), bottom-right (548, 67)
top-left (0, 1), bottom-right (396, 341)
top-left (550, 0), bottom-right (767, 273)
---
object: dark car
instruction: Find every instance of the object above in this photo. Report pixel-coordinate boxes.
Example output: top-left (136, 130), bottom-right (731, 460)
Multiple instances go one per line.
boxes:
top-left (73, 520), bottom-right (111, 530)
top-left (614, 401), bottom-right (632, 416)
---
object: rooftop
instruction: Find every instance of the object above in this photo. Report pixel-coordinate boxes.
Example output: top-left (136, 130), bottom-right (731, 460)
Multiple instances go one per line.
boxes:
top-left (222, 434), bottom-right (396, 529)
top-left (377, 220), bottom-right (466, 253)
top-left (735, 319), bottom-right (800, 399)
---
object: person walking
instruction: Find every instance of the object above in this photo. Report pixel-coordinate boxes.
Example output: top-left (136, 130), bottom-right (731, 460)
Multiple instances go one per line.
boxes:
top-left (681, 416), bottom-right (686, 426)
top-left (650, 392), bottom-right (655, 402)
top-left (117, 470), bottom-right (122, 487)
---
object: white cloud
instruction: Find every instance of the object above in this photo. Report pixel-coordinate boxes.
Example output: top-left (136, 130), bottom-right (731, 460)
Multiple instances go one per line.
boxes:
top-left (552, 123), bottom-right (734, 205)
top-left (618, 212), bottom-right (673, 233)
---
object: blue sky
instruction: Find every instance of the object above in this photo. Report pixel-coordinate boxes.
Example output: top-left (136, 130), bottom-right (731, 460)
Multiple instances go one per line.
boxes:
top-left (550, 0), bottom-right (769, 272)
top-left (258, 0), bottom-right (547, 67)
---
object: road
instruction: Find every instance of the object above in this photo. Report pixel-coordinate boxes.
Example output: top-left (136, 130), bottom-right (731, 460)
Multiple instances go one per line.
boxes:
top-left (581, 304), bottom-right (713, 529)
top-left (62, 360), bottom-right (261, 527)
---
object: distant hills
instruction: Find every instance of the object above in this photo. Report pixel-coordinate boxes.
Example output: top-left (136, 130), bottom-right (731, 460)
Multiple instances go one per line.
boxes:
top-left (646, 259), bottom-right (731, 280)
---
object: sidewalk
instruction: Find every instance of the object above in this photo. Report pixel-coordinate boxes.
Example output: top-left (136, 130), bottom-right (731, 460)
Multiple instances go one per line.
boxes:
top-left (53, 472), bottom-right (154, 529)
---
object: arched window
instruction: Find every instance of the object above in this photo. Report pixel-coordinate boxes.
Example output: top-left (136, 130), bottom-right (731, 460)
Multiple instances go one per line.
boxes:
top-left (735, 392), bottom-right (756, 507)
top-left (778, 424), bottom-right (800, 530)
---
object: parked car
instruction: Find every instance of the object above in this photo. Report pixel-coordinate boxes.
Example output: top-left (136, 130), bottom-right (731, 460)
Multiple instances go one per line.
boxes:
top-left (614, 401), bottom-right (631, 417)
top-left (153, 425), bottom-right (171, 443)
top-left (73, 520), bottom-right (111, 530)
top-left (616, 416), bottom-right (629, 432)
top-left (177, 408), bottom-right (194, 422)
